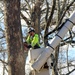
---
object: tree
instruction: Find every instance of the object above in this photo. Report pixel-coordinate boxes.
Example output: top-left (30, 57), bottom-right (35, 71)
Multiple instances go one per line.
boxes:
top-left (4, 0), bottom-right (25, 75)
top-left (0, 0), bottom-right (75, 75)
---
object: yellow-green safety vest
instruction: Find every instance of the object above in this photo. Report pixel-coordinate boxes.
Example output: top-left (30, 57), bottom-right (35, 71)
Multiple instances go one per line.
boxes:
top-left (26, 34), bottom-right (40, 48)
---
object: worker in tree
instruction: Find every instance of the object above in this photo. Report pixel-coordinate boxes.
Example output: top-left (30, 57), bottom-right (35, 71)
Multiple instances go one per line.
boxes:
top-left (24, 27), bottom-right (40, 49)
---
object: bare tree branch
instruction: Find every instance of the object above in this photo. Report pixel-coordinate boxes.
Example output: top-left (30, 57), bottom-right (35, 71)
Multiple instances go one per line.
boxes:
top-left (58, 0), bottom-right (75, 25)
top-left (20, 12), bottom-right (31, 25)
top-left (66, 68), bottom-right (75, 75)
top-left (44, 0), bottom-right (75, 38)
top-left (44, 0), bottom-right (56, 36)
top-left (0, 59), bottom-right (8, 65)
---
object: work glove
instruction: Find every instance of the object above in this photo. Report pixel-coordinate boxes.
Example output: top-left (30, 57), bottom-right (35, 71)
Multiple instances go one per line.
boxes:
top-left (51, 62), bottom-right (53, 66)
top-left (27, 45), bottom-right (32, 48)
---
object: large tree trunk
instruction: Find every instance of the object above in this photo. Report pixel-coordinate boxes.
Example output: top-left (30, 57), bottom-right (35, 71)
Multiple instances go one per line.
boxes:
top-left (4, 0), bottom-right (25, 75)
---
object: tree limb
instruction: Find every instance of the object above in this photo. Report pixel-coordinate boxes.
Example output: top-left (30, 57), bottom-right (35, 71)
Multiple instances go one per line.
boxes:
top-left (20, 12), bottom-right (31, 25)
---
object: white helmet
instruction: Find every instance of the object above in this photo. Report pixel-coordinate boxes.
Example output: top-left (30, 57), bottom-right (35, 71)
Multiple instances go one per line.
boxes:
top-left (28, 27), bottom-right (35, 33)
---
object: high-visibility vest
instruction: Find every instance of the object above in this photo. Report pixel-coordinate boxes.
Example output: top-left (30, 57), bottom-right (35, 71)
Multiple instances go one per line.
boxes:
top-left (26, 34), bottom-right (40, 48)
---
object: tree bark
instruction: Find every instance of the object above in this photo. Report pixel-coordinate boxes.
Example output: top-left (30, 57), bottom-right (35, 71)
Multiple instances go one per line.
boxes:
top-left (31, 4), bottom-right (41, 35)
top-left (4, 0), bottom-right (25, 75)
top-left (31, 1), bottom-right (44, 35)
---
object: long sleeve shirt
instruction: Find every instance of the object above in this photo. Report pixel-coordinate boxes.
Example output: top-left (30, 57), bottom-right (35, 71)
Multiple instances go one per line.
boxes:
top-left (26, 34), bottom-right (40, 48)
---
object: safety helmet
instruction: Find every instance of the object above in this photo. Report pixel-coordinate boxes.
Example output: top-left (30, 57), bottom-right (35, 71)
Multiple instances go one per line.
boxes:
top-left (28, 27), bottom-right (35, 33)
